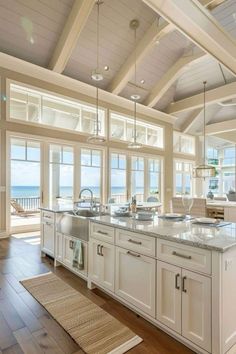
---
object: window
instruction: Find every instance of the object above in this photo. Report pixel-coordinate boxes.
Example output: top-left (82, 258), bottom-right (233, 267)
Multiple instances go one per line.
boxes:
top-left (174, 160), bottom-right (194, 196)
top-left (49, 144), bottom-right (74, 204)
top-left (110, 112), bottom-right (164, 149)
top-left (9, 83), bottom-right (106, 138)
top-left (81, 148), bottom-right (102, 201)
top-left (148, 159), bottom-right (161, 199)
top-left (173, 132), bottom-right (195, 155)
top-left (109, 151), bottom-right (163, 203)
top-left (110, 153), bottom-right (127, 203)
top-left (131, 157), bottom-right (144, 202)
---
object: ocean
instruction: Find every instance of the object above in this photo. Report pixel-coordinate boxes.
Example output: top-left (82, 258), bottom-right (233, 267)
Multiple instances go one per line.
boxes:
top-left (11, 186), bottom-right (145, 198)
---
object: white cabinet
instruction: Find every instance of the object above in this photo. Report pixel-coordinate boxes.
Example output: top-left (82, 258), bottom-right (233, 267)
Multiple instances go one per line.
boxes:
top-left (182, 269), bottom-right (211, 352)
top-left (156, 261), bottom-right (181, 333)
top-left (224, 207), bottom-right (236, 222)
top-left (41, 220), bottom-right (54, 256)
top-left (115, 246), bottom-right (156, 317)
top-left (89, 238), bottom-right (115, 292)
top-left (157, 261), bottom-right (211, 352)
top-left (62, 235), bottom-right (74, 268)
top-left (56, 232), bottom-right (63, 261)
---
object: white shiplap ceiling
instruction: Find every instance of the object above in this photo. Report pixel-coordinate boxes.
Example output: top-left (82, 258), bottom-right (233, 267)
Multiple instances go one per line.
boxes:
top-left (0, 0), bottom-right (236, 136)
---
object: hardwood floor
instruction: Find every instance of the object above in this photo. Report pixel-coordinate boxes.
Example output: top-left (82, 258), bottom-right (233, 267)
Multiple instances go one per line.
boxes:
top-left (0, 233), bottom-right (195, 354)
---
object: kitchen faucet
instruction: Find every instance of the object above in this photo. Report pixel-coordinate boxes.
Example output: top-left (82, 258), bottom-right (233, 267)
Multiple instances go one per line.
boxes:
top-left (76, 188), bottom-right (94, 210)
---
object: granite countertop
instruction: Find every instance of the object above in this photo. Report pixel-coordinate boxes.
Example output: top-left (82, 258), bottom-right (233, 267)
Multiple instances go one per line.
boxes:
top-left (91, 215), bottom-right (236, 252)
top-left (40, 205), bottom-right (73, 213)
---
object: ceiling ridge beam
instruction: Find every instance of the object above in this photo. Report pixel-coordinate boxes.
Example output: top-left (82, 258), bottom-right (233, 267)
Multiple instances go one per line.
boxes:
top-left (165, 81), bottom-right (236, 114)
top-left (143, 0), bottom-right (236, 76)
top-left (144, 51), bottom-right (206, 107)
top-left (48, 0), bottom-right (96, 73)
top-left (107, 20), bottom-right (175, 95)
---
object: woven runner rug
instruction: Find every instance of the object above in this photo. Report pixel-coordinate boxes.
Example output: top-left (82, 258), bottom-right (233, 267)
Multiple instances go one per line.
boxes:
top-left (20, 272), bottom-right (142, 354)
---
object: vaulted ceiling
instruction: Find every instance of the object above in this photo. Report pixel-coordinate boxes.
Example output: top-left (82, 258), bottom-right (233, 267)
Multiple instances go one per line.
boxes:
top-left (0, 0), bottom-right (236, 136)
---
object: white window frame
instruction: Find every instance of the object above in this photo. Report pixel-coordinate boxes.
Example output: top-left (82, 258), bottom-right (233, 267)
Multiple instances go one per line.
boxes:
top-left (109, 111), bottom-right (165, 150)
top-left (173, 131), bottom-right (195, 156)
top-left (7, 79), bottom-right (107, 139)
top-left (173, 159), bottom-right (195, 196)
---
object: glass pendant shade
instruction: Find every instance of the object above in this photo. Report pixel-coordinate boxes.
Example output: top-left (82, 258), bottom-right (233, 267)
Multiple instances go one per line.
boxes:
top-left (91, 68), bottom-right (103, 81)
top-left (192, 164), bottom-right (216, 178)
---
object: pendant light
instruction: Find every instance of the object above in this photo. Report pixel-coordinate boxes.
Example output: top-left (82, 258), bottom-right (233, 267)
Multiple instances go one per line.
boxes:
top-left (128, 19), bottom-right (142, 149)
top-left (193, 81), bottom-right (216, 178)
top-left (87, 0), bottom-right (106, 143)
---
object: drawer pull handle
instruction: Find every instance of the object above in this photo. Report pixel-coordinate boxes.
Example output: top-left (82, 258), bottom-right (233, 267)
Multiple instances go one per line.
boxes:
top-left (97, 244), bottom-right (100, 255)
top-left (127, 251), bottom-right (140, 258)
top-left (128, 239), bottom-right (142, 245)
top-left (97, 230), bottom-right (108, 235)
top-left (100, 245), bottom-right (104, 256)
top-left (172, 251), bottom-right (192, 260)
top-left (45, 222), bottom-right (52, 226)
top-left (175, 273), bottom-right (180, 290)
top-left (69, 240), bottom-right (74, 249)
top-left (44, 215), bottom-right (52, 219)
top-left (182, 276), bottom-right (187, 293)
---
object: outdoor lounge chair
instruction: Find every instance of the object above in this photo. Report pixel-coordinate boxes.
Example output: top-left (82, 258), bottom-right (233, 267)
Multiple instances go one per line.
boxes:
top-left (10, 199), bottom-right (39, 217)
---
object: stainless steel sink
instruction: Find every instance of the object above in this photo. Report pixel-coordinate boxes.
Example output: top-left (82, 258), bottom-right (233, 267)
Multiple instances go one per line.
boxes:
top-left (57, 210), bottom-right (108, 241)
top-left (57, 212), bottom-right (90, 241)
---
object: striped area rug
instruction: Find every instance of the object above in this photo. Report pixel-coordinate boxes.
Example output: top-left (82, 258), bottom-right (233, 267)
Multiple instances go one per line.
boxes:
top-left (20, 272), bottom-right (142, 354)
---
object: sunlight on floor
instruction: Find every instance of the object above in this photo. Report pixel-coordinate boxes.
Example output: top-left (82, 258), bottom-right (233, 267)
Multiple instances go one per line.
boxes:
top-left (11, 231), bottom-right (41, 245)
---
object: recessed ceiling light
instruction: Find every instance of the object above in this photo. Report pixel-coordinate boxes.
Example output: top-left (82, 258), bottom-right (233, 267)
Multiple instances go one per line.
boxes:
top-left (104, 65), bottom-right (109, 71)
top-left (140, 79), bottom-right (145, 84)
top-left (130, 94), bottom-right (141, 100)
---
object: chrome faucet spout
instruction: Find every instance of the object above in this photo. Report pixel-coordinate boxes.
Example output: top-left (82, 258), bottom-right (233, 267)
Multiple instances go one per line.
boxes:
top-left (78, 188), bottom-right (94, 209)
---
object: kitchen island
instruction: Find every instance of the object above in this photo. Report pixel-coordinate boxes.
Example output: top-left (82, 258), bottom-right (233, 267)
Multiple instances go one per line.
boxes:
top-left (40, 208), bottom-right (236, 354)
top-left (88, 216), bottom-right (236, 354)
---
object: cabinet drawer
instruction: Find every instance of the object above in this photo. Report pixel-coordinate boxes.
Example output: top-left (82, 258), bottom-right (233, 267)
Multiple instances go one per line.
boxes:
top-left (115, 229), bottom-right (155, 257)
top-left (42, 211), bottom-right (54, 222)
top-left (90, 222), bottom-right (115, 244)
top-left (157, 240), bottom-right (211, 275)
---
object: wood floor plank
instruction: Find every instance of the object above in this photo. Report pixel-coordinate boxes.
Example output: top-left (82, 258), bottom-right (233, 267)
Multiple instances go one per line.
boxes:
top-left (0, 299), bottom-right (25, 331)
top-left (39, 314), bottom-right (80, 354)
top-left (0, 312), bottom-right (17, 350)
top-left (5, 274), bottom-right (25, 293)
top-left (18, 291), bottom-right (47, 319)
top-left (32, 328), bottom-right (65, 354)
top-left (13, 328), bottom-right (44, 354)
top-left (2, 343), bottom-right (24, 354)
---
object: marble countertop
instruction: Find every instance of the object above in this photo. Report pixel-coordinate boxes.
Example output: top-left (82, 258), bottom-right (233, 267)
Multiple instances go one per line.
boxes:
top-left (207, 201), bottom-right (236, 208)
top-left (91, 215), bottom-right (236, 252)
top-left (40, 205), bottom-right (73, 213)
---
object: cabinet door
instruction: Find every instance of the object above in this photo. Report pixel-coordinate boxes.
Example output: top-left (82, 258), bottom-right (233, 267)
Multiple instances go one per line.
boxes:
top-left (89, 239), bottom-right (101, 283)
top-left (100, 242), bottom-right (115, 292)
top-left (56, 232), bottom-right (63, 261)
top-left (156, 261), bottom-right (181, 333)
top-left (182, 270), bottom-right (211, 352)
top-left (42, 221), bottom-right (54, 256)
top-left (62, 235), bottom-right (74, 268)
top-left (115, 247), bottom-right (155, 316)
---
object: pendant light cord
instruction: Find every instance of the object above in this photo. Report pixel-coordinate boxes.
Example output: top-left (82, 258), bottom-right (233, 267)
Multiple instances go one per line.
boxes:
top-left (95, 1), bottom-right (100, 136)
top-left (134, 26), bottom-right (137, 143)
top-left (203, 81), bottom-right (206, 165)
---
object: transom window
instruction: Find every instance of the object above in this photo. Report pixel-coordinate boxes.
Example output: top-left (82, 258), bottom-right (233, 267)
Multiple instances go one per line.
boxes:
top-left (173, 132), bottom-right (195, 155)
top-left (110, 112), bottom-right (164, 149)
top-left (9, 83), bottom-right (106, 138)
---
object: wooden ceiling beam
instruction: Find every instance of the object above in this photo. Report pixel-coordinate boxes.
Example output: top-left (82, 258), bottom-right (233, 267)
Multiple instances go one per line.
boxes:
top-left (48, 0), bottom-right (95, 73)
top-left (144, 51), bottom-right (206, 107)
top-left (165, 82), bottom-right (236, 114)
top-left (180, 108), bottom-right (203, 133)
top-left (108, 20), bottom-right (174, 95)
top-left (206, 119), bottom-right (236, 135)
top-left (143, 0), bottom-right (236, 76)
